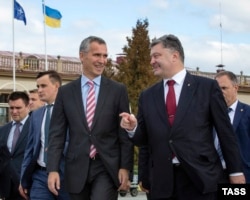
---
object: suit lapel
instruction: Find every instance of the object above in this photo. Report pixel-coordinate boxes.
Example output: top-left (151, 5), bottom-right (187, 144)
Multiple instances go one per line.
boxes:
top-left (33, 107), bottom-right (46, 159)
top-left (171, 73), bottom-right (197, 131)
top-left (72, 77), bottom-right (89, 130)
top-left (12, 117), bottom-right (30, 155)
top-left (233, 102), bottom-right (244, 131)
top-left (2, 123), bottom-right (12, 146)
top-left (153, 81), bottom-right (168, 125)
top-left (91, 76), bottom-right (109, 130)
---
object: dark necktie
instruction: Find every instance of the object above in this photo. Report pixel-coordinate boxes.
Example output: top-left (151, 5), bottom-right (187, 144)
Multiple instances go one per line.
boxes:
top-left (86, 81), bottom-right (97, 158)
top-left (44, 104), bottom-right (53, 163)
top-left (166, 80), bottom-right (176, 127)
top-left (11, 122), bottom-right (21, 152)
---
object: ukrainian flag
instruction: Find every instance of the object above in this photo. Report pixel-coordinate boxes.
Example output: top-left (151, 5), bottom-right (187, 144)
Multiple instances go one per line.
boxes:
top-left (44, 5), bottom-right (62, 28)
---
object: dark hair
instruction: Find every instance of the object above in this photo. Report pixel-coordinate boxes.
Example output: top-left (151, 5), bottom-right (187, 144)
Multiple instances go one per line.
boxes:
top-left (79, 36), bottom-right (106, 53)
top-left (215, 71), bottom-right (238, 85)
top-left (36, 70), bottom-right (62, 86)
top-left (29, 89), bottom-right (38, 94)
top-left (8, 91), bottom-right (29, 106)
top-left (150, 34), bottom-right (185, 63)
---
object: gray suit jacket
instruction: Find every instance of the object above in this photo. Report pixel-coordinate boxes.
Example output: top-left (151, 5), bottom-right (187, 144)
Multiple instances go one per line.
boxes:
top-left (47, 76), bottom-right (133, 193)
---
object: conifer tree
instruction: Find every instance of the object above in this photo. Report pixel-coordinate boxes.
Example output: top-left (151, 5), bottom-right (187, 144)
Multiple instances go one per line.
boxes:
top-left (115, 19), bottom-right (158, 114)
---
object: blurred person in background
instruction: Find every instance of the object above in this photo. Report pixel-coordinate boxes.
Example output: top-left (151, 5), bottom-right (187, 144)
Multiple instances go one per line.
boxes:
top-left (215, 70), bottom-right (250, 183)
top-left (0, 91), bottom-right (30, 200)
top-left (19, 70), bottom-right (69, 200)
top-left (28, 89), bottom-right (44, 112)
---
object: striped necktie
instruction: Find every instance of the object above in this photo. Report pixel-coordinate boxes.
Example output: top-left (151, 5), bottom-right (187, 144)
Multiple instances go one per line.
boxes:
top-left (86, 81), bottom-right (97, 158)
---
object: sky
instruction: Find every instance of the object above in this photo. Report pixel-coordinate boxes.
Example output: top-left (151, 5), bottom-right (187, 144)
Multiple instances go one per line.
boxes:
top-left (1, 0), bottom-right (250, 75)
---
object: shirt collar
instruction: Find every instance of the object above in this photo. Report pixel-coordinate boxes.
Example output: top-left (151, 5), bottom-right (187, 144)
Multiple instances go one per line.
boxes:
top-left (45, 102), bottom-right (54, 106)
top-left (163, 68), bottom-right (187, 86)
top-left (81, 75), bottom-right (101, 87)
top-left (229, 100), bottom-right (238, 112)
top-left (12, 114), bottom-right (29, 126)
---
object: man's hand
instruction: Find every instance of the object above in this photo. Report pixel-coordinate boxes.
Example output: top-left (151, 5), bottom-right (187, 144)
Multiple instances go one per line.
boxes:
top-left (139, 181), bottom-right (149, 193)
top-left (117, 169), bottom-right (130, 191)
top-left (48, 171), bottom-right (60, 196)
top-left (229, 175), bottom-right (246, 184)
top-left (119, 112), bottom-right (137, 131)
top-left (19, 184), bottom-right (29, 200)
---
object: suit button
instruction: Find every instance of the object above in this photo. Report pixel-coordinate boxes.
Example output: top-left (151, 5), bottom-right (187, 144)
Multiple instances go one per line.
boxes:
top-left (169, 140), bottom-right (173, 144)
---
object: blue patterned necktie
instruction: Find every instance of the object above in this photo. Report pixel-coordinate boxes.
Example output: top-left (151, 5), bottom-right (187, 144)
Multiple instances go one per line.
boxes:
top-left (11, 122), bottom-right (21, 152)
top-left (44, 104), bottom-right (53, 163)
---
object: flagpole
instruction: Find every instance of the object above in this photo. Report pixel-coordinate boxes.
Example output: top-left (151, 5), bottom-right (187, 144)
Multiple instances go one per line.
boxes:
top-left (42, 0), bottom-right (48, 70)
top-left (12, 0), bottom-right (16, 91)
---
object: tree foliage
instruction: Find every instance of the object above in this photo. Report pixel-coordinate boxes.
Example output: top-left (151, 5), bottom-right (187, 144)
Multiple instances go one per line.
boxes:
top-left (113, 18), bottom-right (158, 114)
top-left (103, 19), bottom-right (161, 176)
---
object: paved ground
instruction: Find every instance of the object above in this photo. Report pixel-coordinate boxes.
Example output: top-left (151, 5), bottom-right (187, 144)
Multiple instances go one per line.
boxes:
top-left (0, 192), bottom-right (147, 200)
top-left (118, 192), bottom-right (147, 200)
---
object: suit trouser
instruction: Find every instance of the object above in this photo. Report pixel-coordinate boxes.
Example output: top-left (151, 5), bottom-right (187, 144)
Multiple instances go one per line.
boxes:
top-left (30, 167), bottom-right (70, 200)
top-left (2, 179), bottom-right (25, 200)
top-left (152, 164), bottom-right (217, 200)
top-left (172, 164), bottom-right (217, 200)
top-left (69, 154), bottom-right (118, 200)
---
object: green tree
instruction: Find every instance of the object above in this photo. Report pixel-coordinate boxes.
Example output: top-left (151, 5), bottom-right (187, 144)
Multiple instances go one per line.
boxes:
top-left (103, 58), bottom-right (116, 79)
top-left (104, 19), bottom-right (160, 175)
top-left (115, 19), bottom-right (158, 115)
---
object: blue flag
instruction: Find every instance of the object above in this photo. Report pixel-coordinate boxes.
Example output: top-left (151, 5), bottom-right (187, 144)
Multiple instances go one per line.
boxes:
top-left (14, 0), bottom-right (27, 25)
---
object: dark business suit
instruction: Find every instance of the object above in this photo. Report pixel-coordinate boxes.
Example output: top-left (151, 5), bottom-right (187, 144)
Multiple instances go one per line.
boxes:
top-left (138, 146), bottom-right (151, 200)
top-left (20, 106), bottom-right (69, 199)
top-left (132, 72), bottom-right (243, 199)
top-left (0, 117), bottom-right (30, 199)
top-left (47, 76), bottom-right (133, 197)
top-left (233, 101), bottom-right (250, 182)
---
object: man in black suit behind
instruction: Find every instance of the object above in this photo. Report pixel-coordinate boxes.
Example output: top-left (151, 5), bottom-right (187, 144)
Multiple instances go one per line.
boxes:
top-left (0, 91), bottom-right (30, 200)
top-left (120, 34), bottom-right (245, 200)
top-left (47, 36), bottom-right (133, 200)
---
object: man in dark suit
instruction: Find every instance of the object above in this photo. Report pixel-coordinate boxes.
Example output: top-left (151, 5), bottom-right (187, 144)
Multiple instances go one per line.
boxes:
top-left (19, 70), bottom-right (69, 200)
top-left (138, 146), bottom-right (151, 200)
top-left (0, 91), bottom-right (30, 200)
top-left (47, 36), bottom-right (133, 200)
top-left (120, 34), bottom-right (245, 200)
top-left (215, 70), bottom-right (250, 183)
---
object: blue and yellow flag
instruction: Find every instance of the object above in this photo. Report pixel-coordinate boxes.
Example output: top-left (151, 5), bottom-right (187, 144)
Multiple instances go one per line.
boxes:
top-left (44, 5), bottom-right (62, 28)
top-left (14, 0), bottom-right (27, 25)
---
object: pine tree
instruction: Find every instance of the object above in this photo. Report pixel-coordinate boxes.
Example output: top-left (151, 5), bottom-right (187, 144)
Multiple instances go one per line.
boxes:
top-left (114, 19), bottom-right (158, 114)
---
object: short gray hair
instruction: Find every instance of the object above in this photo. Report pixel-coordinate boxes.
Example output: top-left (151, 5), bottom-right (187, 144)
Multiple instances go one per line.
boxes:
top-left (79, 36), bottom-right (106, 53)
